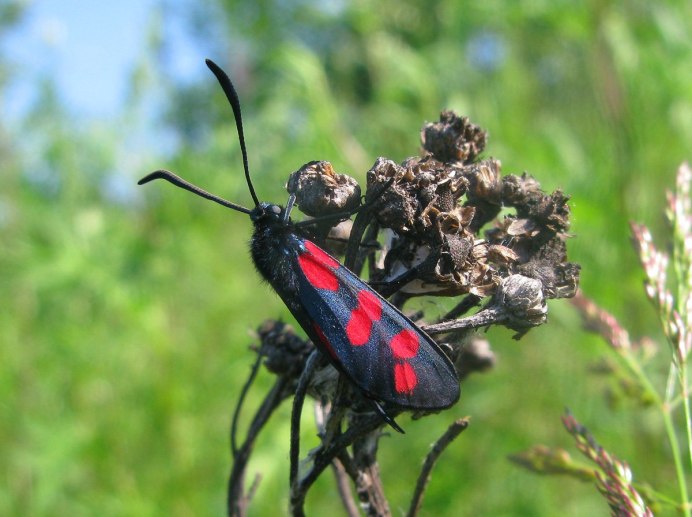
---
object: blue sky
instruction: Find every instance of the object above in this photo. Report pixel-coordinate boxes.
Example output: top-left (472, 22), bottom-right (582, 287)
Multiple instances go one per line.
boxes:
top-left (1, 1), bottom-right (214, 203)
top-left (4, 1), bottom-right (203, 120)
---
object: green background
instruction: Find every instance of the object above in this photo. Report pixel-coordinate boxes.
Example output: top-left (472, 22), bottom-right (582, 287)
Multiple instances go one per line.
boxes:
top-left (2, 1), bottom-right (691, 515)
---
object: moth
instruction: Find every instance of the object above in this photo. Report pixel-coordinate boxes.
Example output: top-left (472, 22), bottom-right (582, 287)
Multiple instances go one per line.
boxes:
top-left (139, 59), bottom-right (460, 431)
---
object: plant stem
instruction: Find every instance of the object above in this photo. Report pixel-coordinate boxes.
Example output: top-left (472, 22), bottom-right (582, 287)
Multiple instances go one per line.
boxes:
top-left (679, 365), bottom-right (692, 480)
top-left (619, 351), bottom-right (690, 515)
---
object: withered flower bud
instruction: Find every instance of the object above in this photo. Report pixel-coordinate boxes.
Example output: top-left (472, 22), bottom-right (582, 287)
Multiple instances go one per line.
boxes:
top-left (257, 320), bottom-right (313, 377)
top-left (498, 274), bottom-right (547, 329)
top-left (501, 174), bottom-right (572, 233)
top-left (467, 159), bottom-right (502, 202)
top-left (421, 110), bottom-right (488, 164)
top-left (366, 157), bottom-right (470, 235)
top-left (366, 158), bottom-right (418, 232)
top-left (501, 173), bottom-right (543, 205)
top-left (257, 322), bottom-right (339, 402)
top-left (287, 160), bottom-right (361, 216)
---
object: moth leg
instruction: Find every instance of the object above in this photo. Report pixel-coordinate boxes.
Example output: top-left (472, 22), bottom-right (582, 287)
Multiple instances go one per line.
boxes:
top-left (370, 400), bottom-right (405, 434)
top-left (368, 251), bottom-right (440, 297)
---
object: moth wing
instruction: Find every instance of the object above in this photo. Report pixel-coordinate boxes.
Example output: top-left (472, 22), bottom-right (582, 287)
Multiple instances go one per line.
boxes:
top-left (293, 238), bottom-right (459, 409)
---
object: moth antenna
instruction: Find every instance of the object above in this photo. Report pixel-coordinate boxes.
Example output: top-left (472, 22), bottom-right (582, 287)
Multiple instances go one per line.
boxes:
top-left (283, 193), bottom-right (296, 223)
top-left (139, 170), bottom-right (252, 215)
top-left (205, 58), bottom-right (260, 208)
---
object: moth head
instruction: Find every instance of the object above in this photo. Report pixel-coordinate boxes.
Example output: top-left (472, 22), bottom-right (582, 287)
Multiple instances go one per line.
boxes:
top-left (251, 202), bottom-right (285, 224)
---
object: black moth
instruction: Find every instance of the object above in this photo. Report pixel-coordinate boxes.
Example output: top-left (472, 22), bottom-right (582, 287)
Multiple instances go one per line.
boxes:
top-left (139, 59), bottom-right (460, 432)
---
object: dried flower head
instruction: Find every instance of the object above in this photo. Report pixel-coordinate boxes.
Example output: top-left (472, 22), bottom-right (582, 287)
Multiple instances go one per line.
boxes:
top-left (279, 111), bottom-right (578, 345)
top-left (421, 110), bottom-right (488, 164)
top-left (287, 160), bottom-right (361, 216)
top-left (257, 320), bottom-right (312, 378)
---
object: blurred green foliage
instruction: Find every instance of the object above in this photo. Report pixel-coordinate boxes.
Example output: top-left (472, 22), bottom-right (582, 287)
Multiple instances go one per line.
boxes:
top-left (1, 0), bottom-right (691, 515)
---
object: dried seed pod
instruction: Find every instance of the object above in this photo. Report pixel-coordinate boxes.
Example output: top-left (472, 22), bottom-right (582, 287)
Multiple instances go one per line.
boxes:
top-left (257, 320), bottom-right (313, 377)
top-left (421, 110), bottom-right (488, 164)
top-left (287, 160), bottom-right (361, 216)
top-left (366, 158), bottom-right (417, 232)
top-left (295, 110), bottom-right (581, 333)
top-left (497, 275), bottom-right (548, 332)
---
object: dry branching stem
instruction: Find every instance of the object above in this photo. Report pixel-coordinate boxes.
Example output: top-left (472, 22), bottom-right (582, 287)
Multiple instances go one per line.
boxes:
top-left (226, 110), bottom-right (579, 515)
top-left (407, 418), bottom-right (470, 516)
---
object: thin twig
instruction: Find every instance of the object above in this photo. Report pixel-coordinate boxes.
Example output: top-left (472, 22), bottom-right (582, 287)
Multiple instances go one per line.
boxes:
top-left (407, 418), bottom-right (469, 517)
top-left (290, 351), bottom-right (320, 492)
top-left (228, 376), bottom-right (291, 517)
top-left (344, 203), bottom-right (376, 272)
top-left (336, 448), bottom-right (358, 480)
top-left (423, 306), bottom-right (506, 335)
top-left (231, 353), bottom-right (264, 456)
top-left (361, 222), bottom-right (381, 279)
top-left (353, 431), bottom-right (391, 516)
top-left (291, 414), bottom-right (385, 514)
top-left (322, 375), bottom-right (350, 441)
top-left (343, 178), bottom-right (393, 273)
top-left (331, 458), bottom-right (360, 517)
top-left (315, 386), bottom-right (360, 514)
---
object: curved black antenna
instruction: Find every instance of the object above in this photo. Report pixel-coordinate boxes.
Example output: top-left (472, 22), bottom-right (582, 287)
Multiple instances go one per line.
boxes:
top-left (205, 58), bottom-right (260, 208)
top-left (139, 170), bottom-right (253, 215)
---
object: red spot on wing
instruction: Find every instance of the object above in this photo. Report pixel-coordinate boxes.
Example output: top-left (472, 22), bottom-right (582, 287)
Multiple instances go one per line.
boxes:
top-left (313, 323), bottom-right (338, 360)
top-left (394, 362), bottom-right (417, 394)
top-left (358, 290), bottom-right (382, 320)
top-left (345, 310), bottom-right (371, 346)
top-left (345, 290), bottom-right (383, 346)
top-left (390, 329), bottom-right (419, 359)
top-left (298, 241), bottom-right (339, 291)
top-left (304, 240), bottom-right (340, 269)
